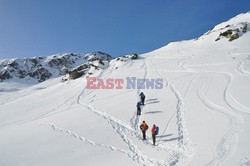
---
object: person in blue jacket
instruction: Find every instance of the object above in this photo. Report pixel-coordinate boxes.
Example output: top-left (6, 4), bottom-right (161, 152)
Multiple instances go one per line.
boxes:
top-left (139, 92), bottom-right (145, 105)
top-left (137, 102), bottom-right (142, 115)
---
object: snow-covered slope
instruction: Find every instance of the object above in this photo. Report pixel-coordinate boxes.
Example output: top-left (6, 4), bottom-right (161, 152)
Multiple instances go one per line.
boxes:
top-left (0, 12), bottom-right (250, 166)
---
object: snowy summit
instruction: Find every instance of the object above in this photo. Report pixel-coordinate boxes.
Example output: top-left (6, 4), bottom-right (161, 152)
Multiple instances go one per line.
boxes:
top-left (0, 12), bottom-right (250, 166)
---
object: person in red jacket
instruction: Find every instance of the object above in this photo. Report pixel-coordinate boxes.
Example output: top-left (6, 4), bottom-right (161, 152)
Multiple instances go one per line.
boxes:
top-left (140, 121), bottom-right (148, 140)
top-left (151, 124), bottom-right (156, 145)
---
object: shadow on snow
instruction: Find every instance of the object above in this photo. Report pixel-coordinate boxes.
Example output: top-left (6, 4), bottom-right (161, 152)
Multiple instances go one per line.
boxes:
top-left (145, 111), bottom-right (163, 114)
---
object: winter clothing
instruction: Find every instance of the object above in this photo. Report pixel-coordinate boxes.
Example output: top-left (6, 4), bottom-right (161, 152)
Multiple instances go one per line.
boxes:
top-left (139, 92), bottom-right (145, 105)
top-left (151, 125), bottom-right (156, 133)
top-left (136, 102), bottom-right (142, 115)
top-left (140, 121), bottom-right (148, 140)
top-left (151, 124), bottom-right (156, 145)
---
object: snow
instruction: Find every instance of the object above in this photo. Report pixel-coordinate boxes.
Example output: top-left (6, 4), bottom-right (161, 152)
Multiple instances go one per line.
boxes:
top-left (0, 12), bottom-right (250, 166)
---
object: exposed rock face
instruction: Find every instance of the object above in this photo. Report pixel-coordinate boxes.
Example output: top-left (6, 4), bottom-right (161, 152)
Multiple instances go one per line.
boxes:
top-left (0, 70), bottom-right (12, 80)
top-left (112, 53), bottom-right (139, 70)
top-left (215, 22), bottom-right (248, 42)
top-left (116, 53), bottom-right (139, 62)
top-left (0, 52), bottom-right (113, 83)
top-left (220, 29), bottom-right (233, 38)
top-left (68, 64), bottom-right (89, 80)
top-left (130, 54), bottom-right (138, 60)
top-left (229, 33), bottom-right (239, 41)
top-left (28, 67), bottom-right (52, 82)
top-left (69, 70), bottom-right (84, 80)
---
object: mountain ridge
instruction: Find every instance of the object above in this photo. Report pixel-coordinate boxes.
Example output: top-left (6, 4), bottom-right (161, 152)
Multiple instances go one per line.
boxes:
top-left (1, 12), bottom-right (249, 84)
top-left (0, 51), bottom-right (112, 83)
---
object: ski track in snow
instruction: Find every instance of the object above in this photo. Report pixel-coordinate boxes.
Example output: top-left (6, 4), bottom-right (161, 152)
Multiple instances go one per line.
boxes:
top-left (180, 52), bottom-right (250, 115)
top-left (148, 57), bottom-right (192, 165)
top-left (128, 59), bottom-right (146, 136)
top-left (147, 47), bottom-right (247, 165)
top-left (37, 123), bottom-right (135, 159)
top-left (177, 48), bottom-right (244, 165)
top-left (79, 103), bottom-right (170, 165)
top-left (84, 105), bottom-right (167, 166)
top-left (183, 59), bottom-right (244, 165)
top-left (132, 57), bottom-right (147, 135)
top-left (149, 58), bottom-right (187, 146)
top-left (0, 93), bottom-right (77, 130)
top-left (193, 69), bottom-right (250, 115)
top-left (237, 61), bottom-right (250, 77)
top-left (82, 104), bottom-right (134, 133)
top-left (227, 90), bottom-right (250, 114)
top-left (222, 72), bottom-right (250, 114)
top-left (38, 122), bottom-right (174, 166)
top-left (197, 90), bottom-right (242, 166)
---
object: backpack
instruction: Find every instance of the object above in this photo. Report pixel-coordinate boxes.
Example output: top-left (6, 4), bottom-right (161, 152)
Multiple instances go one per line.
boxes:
top-left (154, 126), bottom-right (159, 135)
top-left (137, 102), bottom-right (141, 109)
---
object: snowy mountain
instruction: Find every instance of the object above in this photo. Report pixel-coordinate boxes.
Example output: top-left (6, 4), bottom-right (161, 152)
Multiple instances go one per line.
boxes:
top-left (0, 51), bottom-right (112, 83)
top-left (0, 12), bottom-right (250, 166)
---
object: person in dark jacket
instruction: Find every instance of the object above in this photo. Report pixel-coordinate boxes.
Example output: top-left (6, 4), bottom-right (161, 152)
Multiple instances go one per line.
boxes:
top-left (151, 124), bottom-right (156, 145)
top-left (140, 121), bottom-right (148, 140)
top-left (136, 102), bottom-right (142, 115)
top-left (139, 92), bottom-right (145, 105)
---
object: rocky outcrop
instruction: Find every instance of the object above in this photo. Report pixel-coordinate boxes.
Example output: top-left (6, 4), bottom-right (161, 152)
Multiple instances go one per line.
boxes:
top-left (66, 60), bottom-right (107, 80)
top-left (68, 64), bottom-right (89, 80)
top-left (215, 22), bottom-right (248, 42)
top-left (116, 53), bottom-right (139, 62)
top-left (0, 52), bottom-right (113, 83)
top-left (130, 53), bottom-right (139, 60)
top-left (229, 33), bottom-right (239, 41)
top-left (28, 67), bottom-right (52, 82)
top-left (0, 69), bottom-right (12, 80)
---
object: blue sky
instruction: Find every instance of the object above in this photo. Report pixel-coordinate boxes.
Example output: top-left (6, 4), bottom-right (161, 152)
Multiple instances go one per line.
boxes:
top-left (0, 0), bottom-right (249, 59)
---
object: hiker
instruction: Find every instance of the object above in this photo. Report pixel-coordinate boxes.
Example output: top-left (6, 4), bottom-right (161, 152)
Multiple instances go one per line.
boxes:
top-left (140, 121), bottom-right (148, 140)
top-left (136, 102), bottom-right (142, 115)
top-left (139, 92), bottom-right (145, 105)
top-left (151, 124), bottom-right (159, 145)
